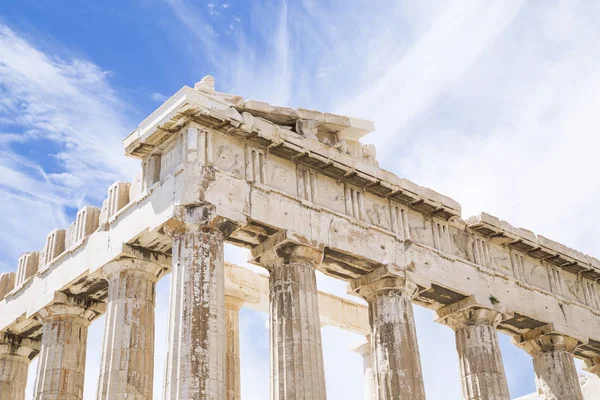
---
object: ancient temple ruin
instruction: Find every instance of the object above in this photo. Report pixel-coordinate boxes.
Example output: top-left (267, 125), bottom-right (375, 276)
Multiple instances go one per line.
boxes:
top-left (1, 76), bottom-right (600, 399)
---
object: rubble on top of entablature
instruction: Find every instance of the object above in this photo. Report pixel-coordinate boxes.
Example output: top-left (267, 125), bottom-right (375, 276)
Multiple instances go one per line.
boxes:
top-left (360, 144), bottom-right (378, 167)
top-left (126, 76), bottom-right (379, 164)
top-left (194, 75), bottom-right (215, 92)
top-left (215, 79), bottom-right (376, 161)
top-left (192, 75), bottom-right (245, 107)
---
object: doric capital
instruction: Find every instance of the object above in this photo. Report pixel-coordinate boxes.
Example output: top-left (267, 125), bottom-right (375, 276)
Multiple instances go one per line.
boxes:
top-left (251, 230), bottom-right (324, 271)
top-left (163, 204), bottom-right (236, 238)
top-left (352, 335), bottom-right (372, 358)
top-left (513, 323), bottom-right (587, 356)
top-left (436, 296), bottom-right (512, 330)
top-left (349, 264), bottom-right (428, 302)
top-left (225, 294), bottom-right (245, 312)
top-left (36, 292), bottom-right (105, 326)
top-left (584, 357), bottom-right (600, 377)
top-left (102, 245), bottom-right (170, 281)
top-left (0, 332), bottom-right (39, 359)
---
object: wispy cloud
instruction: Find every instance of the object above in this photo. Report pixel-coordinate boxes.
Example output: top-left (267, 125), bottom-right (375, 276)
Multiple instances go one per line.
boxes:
top-left (0, 25), bottom-right (136, 268)
top-left (340, 1), bottom-right (526, 149)
top-left (150, 91), bottom-right (168, 102)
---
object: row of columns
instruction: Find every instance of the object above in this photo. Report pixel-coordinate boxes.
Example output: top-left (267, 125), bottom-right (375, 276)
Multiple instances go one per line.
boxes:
top-left (351, 270), bottom-right (588, 400)
top-left (0, 220), bottom-right (593, 400)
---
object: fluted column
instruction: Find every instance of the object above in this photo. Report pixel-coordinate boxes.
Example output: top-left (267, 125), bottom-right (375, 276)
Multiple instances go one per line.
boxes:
top-left (97, 258), bottom-right (166, 400)
top-left (350, 265), bottom-right (426, 400)
top-left (252, 231), bottom-right (327, 400)
top-left (34, 292), bottom-right (104, 400)
top-left (225, 295), bottom-right (244, 400)
top-left (437, 297), bottom-right (510, 400)
top-left (514, 324), bottom-right (585, 400)
top-left (163, 206), bottom-right (226, 400)
top-left (0, 333), bottom-right (39, 400)
top-left (353, 336), bottom-right (375, 400)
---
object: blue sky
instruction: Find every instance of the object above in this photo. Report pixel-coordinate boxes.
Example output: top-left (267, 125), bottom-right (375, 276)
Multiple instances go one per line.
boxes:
top-left (1, 1), bottom-right (600, 399)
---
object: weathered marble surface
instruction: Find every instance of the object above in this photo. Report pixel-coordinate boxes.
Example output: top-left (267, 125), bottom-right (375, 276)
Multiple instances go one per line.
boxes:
top-left (164, 227), bottom-right (225, 400)
top-left (437, 297), bottom-right (511, 400)
top-left (353, 336), bottom-right (375, 400)
top-left (225, 295), bottom-right (243, 400)
top-left (0, 334), bottom-right (38, 400)
top-left (515, 325), bottom-right (585, 400)
top-left (515, 375), bottom-right (600, 400)
top-left (257, 239), bottom-right (327, 400)
top-left (33, 294), bottom-right (104, 400)
top-left (97, 259), bottom-right (164, 399)
top-left (352, 266), bottom-right (426, 400)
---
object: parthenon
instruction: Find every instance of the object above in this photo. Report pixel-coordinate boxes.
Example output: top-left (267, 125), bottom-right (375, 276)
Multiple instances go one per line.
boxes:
top-left (1, 75), bottom-right (599, 399)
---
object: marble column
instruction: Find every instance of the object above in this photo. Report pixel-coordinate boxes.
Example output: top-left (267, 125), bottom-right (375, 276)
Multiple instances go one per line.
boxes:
top-left (0, 334), bottom-right (39, 400)
top-left (437, 298), bottom-right (510, 400)
top-left (256, 238), bottom-right (327, 400)
top-left (225, 295), bottom-right (244, 400)
top-left (514, 324), bottom-right (584, 400)
top-left (353, 336), bottom-right (375, 400)
top-left (351, 265), bottom-right (426, 400)
top-left (34, 292), bottom-right (104, 400)
top-left (96, 259), bottom-right (165, 400)
top-left (164, 225), bottom-right (225, 400)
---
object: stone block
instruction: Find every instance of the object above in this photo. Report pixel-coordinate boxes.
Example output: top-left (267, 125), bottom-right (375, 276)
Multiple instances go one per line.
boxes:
top-left (107, 181), bottom-right (131, 218)
top-left (16, 252), bottom-right (39, 287)
top-left (40, 228), bottom-right (66, 268)
top-left (0, 273), bottom-right (15, 300)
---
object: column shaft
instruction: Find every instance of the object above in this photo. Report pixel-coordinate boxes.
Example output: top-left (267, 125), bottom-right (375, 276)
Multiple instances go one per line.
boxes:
top-left (0, 353), bottom-right (29, 400)
top-left (269, 259), bottom-right (327, 400)
top-left (354, 338), bottom-right (375, 400)
top-left (455, 324), bottom-right (510, 400)
top-left (97, 262), bottom-right (159, 399)
top-left (164, 228), bottom-right (225, 400)
top-left (515, 327), bottom-right (584, 400)
top-left (368, 289), bottom-right (426, 400)
top-left (0, 335), bottom-right (37, 400)
top-left (532, 350), bottom-right (582, 400)
top-left (34, 315), bottom-right (90, 400)
top-left (225, 296), bottom-right (243, 400)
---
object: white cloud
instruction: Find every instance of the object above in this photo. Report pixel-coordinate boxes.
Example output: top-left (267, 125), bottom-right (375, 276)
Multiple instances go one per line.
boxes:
top-left (150, 91), bottom-right (168, 102)
top-left (208, 2), bottom-right (219, 17)
top-left (339, 1), bottom-right (526, 148)
top-left (0, 25), bottom-right (137, 266)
